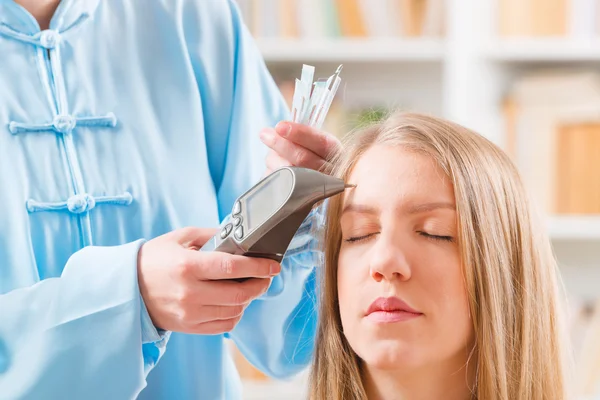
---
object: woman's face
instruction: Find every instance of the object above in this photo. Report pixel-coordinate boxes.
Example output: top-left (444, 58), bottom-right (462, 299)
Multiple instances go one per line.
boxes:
top-left (337, 144), bottom-right (473, 372)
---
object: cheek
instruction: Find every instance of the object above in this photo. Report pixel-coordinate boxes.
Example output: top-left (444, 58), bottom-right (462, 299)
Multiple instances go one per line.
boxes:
top-left (337, 250), bottom-right (366, 332)
top-left (423, 257), bottom-right (474, 353)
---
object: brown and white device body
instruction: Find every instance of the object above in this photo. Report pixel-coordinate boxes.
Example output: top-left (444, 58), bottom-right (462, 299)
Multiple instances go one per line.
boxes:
top-left (200, 167), bottom-right (350, 262)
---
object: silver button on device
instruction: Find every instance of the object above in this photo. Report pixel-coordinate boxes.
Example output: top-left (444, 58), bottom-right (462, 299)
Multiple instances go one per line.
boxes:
top-left (234, 226), bottom-right (244, 240)
top-left (220, 223), bottom-right (233, 239)
top-left (232, 201), bottom-right (241, 216)
top-left (233, 216), bottom-right (242, 227)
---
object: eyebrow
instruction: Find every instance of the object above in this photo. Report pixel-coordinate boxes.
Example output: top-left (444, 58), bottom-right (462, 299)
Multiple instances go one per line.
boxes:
top-left (341, 202), bottom-right (455, 216)
top-left (341, 203), bottom-right (378, 216)
top-left (407, 202), bottom-right (456, 214)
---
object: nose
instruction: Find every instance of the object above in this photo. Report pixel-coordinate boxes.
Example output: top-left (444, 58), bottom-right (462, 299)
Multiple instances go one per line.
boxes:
top-left (369, 234), bottom-right (412, 283)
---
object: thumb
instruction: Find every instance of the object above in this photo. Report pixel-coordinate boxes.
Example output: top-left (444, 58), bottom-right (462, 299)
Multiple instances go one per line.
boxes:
top-left (175, 226), bottom-right (219, 250)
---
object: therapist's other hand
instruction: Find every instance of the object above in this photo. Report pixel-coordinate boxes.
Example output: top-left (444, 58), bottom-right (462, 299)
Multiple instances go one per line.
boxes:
top-left (137, 227), bottom-right (281, 335)
top-left (260, 121), bottom-right (341, 175)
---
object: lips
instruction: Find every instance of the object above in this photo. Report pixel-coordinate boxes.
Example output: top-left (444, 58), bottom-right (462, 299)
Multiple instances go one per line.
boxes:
top-left (365, 296), bottom-right (423, 323)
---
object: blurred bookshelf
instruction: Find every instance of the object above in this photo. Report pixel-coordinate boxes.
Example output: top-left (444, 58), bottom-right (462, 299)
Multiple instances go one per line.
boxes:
top-left (234, 0), bottom-right (600, 398)
top-left (256, 38), bottom-right (445, 62)
top-left (485, 38), bottom-right (600, 62)
top-left (547, 216), bottom-right (600, 240)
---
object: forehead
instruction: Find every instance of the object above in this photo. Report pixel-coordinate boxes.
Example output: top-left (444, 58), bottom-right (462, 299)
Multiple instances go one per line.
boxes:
top-left (343, 145), bottom-right (453, 206)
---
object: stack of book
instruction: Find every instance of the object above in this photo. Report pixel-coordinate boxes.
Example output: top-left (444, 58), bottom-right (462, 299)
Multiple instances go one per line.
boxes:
top-left (503, 71), bottom-right (600, 215)
top-left (498, 0), bottom-right (600, 38)
top-left (236, 0), bottom-right (445, 39)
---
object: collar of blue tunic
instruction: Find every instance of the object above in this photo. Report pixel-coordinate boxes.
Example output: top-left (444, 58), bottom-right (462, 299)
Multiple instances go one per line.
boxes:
top-left (0, 0), bottom-right (100, 34)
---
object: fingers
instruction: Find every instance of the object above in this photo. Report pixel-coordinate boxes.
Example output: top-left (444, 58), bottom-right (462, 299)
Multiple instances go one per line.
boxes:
top-left (198, 277), bottom-right (272, 306)
top-left (141, 228), bottom-right (280, 336)
top-left (166, 275), bottom-right (272, 334)
top-left (260, 128), bottom-right (327, 171)
top-left (197, 304), bottom-right (246, 322)
top-left (175, 226), bottom-right (219, 250)
top-left (172, 303), bottom-right (247, 330)
top-left (169, 278), bottom-right (271, 331)
top-left (265, 150), bottom-right (291, 175)
top-left (171, 278), bottom-right (271, 332)
top-left (188, 315), bottom-right (244, 335)
top-left (181, 251), bottom-right (281, 280)
top-left (275, 121), bottom-right (341, 160)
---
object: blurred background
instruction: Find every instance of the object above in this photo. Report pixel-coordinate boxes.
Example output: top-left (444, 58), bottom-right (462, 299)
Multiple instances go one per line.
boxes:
top-left (230, 0), bottom-right (600, 398)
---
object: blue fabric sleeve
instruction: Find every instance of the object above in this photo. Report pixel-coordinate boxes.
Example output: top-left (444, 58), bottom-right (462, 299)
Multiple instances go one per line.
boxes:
top-left (183, 0), bottom-right (289, 220)
top-left (0, 240), bottom-right (169, 399)
top-left (140, 296), bottom-right (170, 344)
top-left (185, 0), bottom-right (324, 379)
top-left (228, 204), bottom-right (326, 379)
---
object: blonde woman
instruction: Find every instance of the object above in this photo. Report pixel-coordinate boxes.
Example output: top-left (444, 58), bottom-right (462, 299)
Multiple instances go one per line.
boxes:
top-left (309, 112), bottom-right (569, 400)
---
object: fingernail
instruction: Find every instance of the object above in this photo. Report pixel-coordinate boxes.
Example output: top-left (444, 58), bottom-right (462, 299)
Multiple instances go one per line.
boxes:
top-left (270, 263), bottom-right (281, 275)
top-left (275, 122), bottom-right (291, 138)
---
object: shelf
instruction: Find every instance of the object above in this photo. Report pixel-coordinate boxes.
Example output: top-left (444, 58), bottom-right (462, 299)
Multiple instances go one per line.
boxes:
top-left (259, 38), bottom-right (600, 63)
top-left (547, 216), bottom-right (600, 240)
top-left (257, 38), bottom-right (445, 63)
top-left (485, 38), bottom-right (600, 62)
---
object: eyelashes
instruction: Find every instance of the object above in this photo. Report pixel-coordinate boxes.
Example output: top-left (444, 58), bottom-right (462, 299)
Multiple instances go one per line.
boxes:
top-left (343, 231), bottom-right (454, 244)
top-left (344, 232), bottom-right (379, 243)
top-left (417, 231), bottom-right (455, 243)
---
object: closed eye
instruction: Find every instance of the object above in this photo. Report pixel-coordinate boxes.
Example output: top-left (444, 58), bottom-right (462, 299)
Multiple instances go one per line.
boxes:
top-left (418, 231), bottom-right (454, 243)
top-left (344, 232), bottom-right (379, 243)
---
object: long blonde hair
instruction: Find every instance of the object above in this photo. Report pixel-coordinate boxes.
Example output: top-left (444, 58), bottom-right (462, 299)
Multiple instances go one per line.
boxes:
top-left (309, 112), bottom-right (568, 400)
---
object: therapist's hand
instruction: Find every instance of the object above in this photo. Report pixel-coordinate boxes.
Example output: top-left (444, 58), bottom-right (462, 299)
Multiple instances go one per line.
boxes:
top-left (137, 227), bottom-right (280, 335)
top-left (260, 121), bottom-right (341, 174)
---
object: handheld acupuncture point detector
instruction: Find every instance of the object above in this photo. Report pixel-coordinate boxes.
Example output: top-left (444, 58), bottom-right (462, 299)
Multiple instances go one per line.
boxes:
top-left (200, 166), bottom-right (355, 262)
top-left (200, 64), bottom-right (352, 261)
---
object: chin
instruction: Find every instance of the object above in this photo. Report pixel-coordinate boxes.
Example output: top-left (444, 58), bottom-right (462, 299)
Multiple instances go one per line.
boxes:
top-left (354, 338), bottom-right (425, 371)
